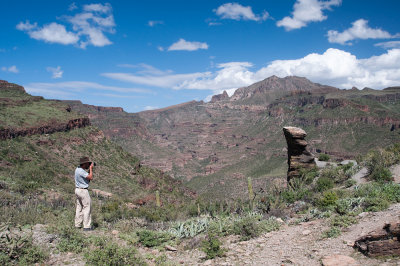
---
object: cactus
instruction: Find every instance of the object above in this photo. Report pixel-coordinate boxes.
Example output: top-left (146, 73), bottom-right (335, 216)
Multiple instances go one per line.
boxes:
top-left (156, 190), bottom-right (161, 207)
top-left (247, 177), bottom-right (254, 210)
top-left (0, 222), bottom-right (30, 260)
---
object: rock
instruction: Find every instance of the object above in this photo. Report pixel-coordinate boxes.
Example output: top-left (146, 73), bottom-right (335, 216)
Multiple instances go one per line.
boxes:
top-left (126, 202), bottom-right (139, 209)
top-left (283, 127), bottom-right (316, 183)
top-left (0, 117), bottom-right (91, 140)
top-left (165, 245), bottom-right (178, 251)
top-left (354, 222), bottom-right (400, 257)
top-left (301, 230), bottom-right (311, 236)
top-left (321, 255), bottom-right (358, 266)
top-left (276, 218), bottom-right (284, 224)
top-left (92, 189), bottom-right (113, 198)
top-left (340, 160), bottom-right (357, 166)
top-left (390, 164), bottom-right (400, 183)
top-left (211, 90), bottom-right (229, 103)
top-left (351, 167), bottom-right (368, 185)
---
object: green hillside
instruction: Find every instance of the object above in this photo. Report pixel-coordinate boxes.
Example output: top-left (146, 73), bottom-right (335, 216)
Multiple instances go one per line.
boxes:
top-left (0, 81), bottom-right (195, 228)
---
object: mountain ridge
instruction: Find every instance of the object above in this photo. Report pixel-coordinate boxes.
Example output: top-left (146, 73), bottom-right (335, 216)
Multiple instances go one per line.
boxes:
top-left (62, 75), bottom-right (400, 200)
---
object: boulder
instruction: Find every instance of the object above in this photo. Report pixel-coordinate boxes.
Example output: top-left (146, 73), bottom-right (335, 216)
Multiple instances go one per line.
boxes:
top-left (283, 127), bottom-right (316, 183)
top-left (92, 189), bottom-right (113, 198)
top-left (354, 222), bottom-right (400, 257)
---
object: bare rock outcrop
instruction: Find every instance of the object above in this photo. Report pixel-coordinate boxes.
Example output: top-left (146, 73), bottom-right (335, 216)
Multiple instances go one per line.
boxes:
top-left (210, 90), bottom-right (229, 103)
top-left (0, 80), bottom-right (26, 93)
top-left (0, 118), bottom-right (90, 140)
top-left (283, 126), bottom-right (315, 183)
top-left (354, 222), bottom-right (400, 257)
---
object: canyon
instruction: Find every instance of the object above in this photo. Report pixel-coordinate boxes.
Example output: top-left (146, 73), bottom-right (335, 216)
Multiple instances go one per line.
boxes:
top-left (65, 76), bottom-right (400, 199)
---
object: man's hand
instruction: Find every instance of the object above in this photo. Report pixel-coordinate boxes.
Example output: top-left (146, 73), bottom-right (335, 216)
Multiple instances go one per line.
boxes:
top-left (87, 163), bottom-right (94, 180)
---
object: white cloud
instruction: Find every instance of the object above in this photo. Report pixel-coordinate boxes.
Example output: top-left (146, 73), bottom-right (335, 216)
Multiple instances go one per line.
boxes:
top-left (25, 81), bottom-right (151, 95)
top-left (148, 20), bottom-right (163, 27)
top-left (375, 41), bottom-right (400, 49)
top-left (168, 39), bottom-right (209, 51)
top-left (277, 0), bottom-right (341, 31)
top-left (17, 3), bottom-right (115, 48)
top-left (1, 65), bottom-right (19, 73)
top-left (214, 3), bottom-right (268, 21)
top-left (103, 48), bottom-right (400, 98)
top-left (47, 66), bottom-right (63, 79)
top-left (328, 19), bottom-right (396, 45)
top-left (117, 63), bottom-right (173, 76)
top-left (68, 2), bottom-right (78, 11)
top-left (157, 46), bottom-right (164, 51)
top-left (83, 3), bottom-right (112, 13)
top-left (16, 20), bottom-right (38, 31)
top-left (28, 23), bottom-right (79, 45)
top-left (144, 106), bottom-right (159, 111)
top-left (102, 72), bottom-right (208, 88)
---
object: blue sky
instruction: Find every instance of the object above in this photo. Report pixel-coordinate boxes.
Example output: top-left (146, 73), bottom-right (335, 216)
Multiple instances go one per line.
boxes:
top-left (1, 0), bottom-right (400, 112)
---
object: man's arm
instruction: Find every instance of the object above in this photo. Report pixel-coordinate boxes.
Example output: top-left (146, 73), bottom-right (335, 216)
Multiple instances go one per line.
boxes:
top-left (86, 163), bottom-right (94, 180)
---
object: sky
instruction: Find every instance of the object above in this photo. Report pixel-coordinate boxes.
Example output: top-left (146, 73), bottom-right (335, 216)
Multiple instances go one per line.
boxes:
top-left (1, 0), bottom-right (400, 112)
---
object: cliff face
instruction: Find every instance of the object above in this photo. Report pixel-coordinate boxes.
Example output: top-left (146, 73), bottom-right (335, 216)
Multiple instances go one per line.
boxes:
top-left (0, 80), bottom-right (26, 93)
top-left (0, 118), bottom-right (90, 140)
top-left (64, 76), bottom-right (400, 200)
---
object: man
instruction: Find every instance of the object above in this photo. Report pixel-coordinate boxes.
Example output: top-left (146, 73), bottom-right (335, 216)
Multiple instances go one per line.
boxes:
top-left (75, 156), bottom-right (94, 231)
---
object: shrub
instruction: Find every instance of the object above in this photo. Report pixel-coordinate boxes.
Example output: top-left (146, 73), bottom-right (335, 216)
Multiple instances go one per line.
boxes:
top-left (319, 154), bottom-right (330, 161)
top-left (331, 215), bottom-right (357, 228)
top-left (137, 229), bottom-right (174, 247)
top-left (363, 146), bottom-right (399, 176)
top-left (370, 166), bottom-right (392, 182)
top-left (317, 191), bottom-right (338, 208)
top-left (201, 234), bottom-right (225, 260)
top-left (233, 215), bottom-right (262, 240)
top-left (281, 187), bottom-right (311, 204)
top-left (299, 167), bottom-right (319, 185)
top-left (85, 242), bottom-right (146, 266)
top-left (321, 226), bottom-right (341, 238)
top-left (56, 226), bottom-right (89, 253)
top-left (354, 182), bottom-right (400, 212)
top-left (362, 197), bottom-right (390, 212)
top-left (335, 198), bottom-right (364, 215)
top-left (316, 177), bottom-right (334, 192)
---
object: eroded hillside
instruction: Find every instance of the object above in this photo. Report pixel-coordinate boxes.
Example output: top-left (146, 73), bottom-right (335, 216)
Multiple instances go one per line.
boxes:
top-left (66, 76), bottom-right (400, 200)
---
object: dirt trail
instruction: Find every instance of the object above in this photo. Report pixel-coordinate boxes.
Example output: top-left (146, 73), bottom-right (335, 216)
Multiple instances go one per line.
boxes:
top-left (165, 203), bottom-right (400, 265)
top-left (32, 203), bottom-right (400, 265)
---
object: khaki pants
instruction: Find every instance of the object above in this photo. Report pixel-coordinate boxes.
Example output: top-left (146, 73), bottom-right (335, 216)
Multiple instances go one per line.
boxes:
top-left (75, 188), bottom-right (92, 229)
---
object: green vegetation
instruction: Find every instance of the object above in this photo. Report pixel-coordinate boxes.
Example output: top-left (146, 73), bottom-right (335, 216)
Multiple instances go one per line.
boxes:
top-left (318, 153), bottom-right (330, 161)
top-left (201, 234), bottom-right (225, 260)
top-left (0, 223), bottom-right (48, 265)
top-left (136, 230), bottom-right (175, 248)
top-left (85, 242), bottom-right (146, 266)
top-left (0, 87), bottom-right (79, 129)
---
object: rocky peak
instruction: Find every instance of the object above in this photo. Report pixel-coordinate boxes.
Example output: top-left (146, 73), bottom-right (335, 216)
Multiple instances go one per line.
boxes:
top-left (230, 76), bottom-right (339, 101)
top-left (210, 90), bottom-right (229, 103)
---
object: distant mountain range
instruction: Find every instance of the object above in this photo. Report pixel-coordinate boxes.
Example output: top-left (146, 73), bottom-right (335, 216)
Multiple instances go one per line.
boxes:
top-left (65, 76), bottom-right (400, 200)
